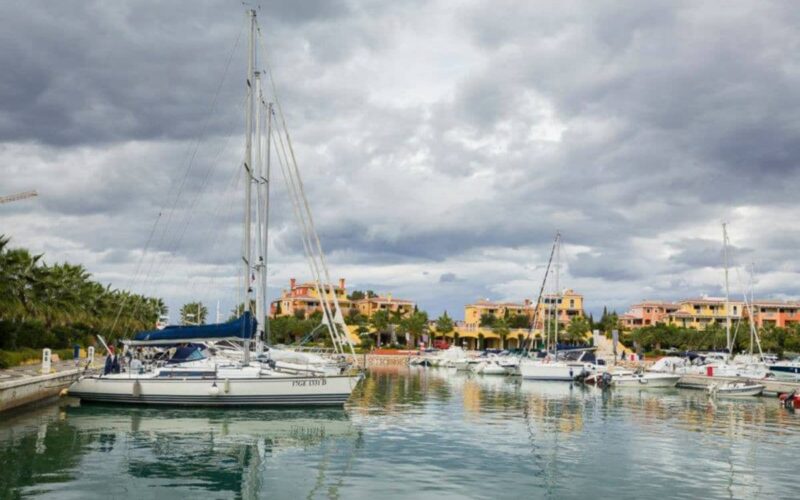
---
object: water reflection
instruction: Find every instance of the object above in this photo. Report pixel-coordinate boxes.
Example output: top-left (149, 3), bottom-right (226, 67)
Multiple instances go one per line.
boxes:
top-left (0, 401), bottom-right (359, 499)
top-left (1, 369), bottom-right (799, 499)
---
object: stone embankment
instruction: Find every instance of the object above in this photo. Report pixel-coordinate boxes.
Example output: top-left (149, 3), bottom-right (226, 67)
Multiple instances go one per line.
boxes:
top-left (0, 360), bottom-right (89, 413)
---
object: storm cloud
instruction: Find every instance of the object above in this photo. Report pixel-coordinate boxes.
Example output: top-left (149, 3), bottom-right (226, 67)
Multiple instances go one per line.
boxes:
top-left (2, 0), bottom-right (800, 319)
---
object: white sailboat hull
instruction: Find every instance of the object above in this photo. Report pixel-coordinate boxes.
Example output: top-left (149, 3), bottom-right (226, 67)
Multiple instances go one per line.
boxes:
top-left (68, 374), bottom-right (360, 406)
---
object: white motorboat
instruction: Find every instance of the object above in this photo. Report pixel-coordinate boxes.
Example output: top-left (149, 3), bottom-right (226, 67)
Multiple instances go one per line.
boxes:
top-left (706, 381), bottom-right (764, 397)
top-left (479, 360), bottom-right (508, 376)
top-left (520, 350), bottom-right (605, 381)
top-left (769, 357), bottom-right (800, 380)
top-left (604, 369), bottom-right (680, 388)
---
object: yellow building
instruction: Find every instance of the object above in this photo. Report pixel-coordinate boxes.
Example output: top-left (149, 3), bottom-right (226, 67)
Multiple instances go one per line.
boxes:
top-left (464, 289), bottom-right (584, 329)
top-left (356, 294), bottom-right (415, 318)
top-left (665, 297), bottom-right (745, 330)
top-left (270, 278), bottom-right (415, 320)
top-left (464, 299), bottom-right (532, 326)
top-left (535, 290), bottom-right (584, 328)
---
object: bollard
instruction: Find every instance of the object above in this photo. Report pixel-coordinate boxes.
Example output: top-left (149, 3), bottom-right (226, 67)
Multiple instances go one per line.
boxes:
top-left (87, 346), bottom-right (95, 368)
top-left (41, 348), bottom-right (52, 374)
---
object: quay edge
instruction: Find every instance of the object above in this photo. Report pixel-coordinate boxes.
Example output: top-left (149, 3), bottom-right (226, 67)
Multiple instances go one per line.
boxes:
top-left (0, 369), bottom-right (82, 413)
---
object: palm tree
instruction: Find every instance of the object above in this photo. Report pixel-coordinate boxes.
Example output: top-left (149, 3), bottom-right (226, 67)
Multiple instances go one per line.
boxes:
top-left (400, 311), bottom-right (429, 348)
top-left (434, 311), bottom-right (454, 345)
top-left (180, 302), bottom-right (208, 325)
top-left (493, 318), bottom-right (510, 350)
top-left (370, 310), bottom-right (390, 347)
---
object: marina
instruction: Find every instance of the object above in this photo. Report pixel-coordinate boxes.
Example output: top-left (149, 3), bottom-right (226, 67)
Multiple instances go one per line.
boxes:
top-left (2, 367), bottom-right (800, 499)
top-left (2, 1), bottom-right (800, 498)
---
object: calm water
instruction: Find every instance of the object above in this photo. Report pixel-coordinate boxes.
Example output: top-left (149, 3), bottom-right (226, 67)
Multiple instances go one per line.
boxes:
top-left (2, 368), bottom-right (799, 499)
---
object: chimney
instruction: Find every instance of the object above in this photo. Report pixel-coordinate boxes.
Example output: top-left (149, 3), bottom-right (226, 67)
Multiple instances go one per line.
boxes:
top-left (339, 278), bottom-right (345, 290)
top-left (290, 278), bottom-right (296, 290)
top-left (524, 299), bottom-right (531, 306)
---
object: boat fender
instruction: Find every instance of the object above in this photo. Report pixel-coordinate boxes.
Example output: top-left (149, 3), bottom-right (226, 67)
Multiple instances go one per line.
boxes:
top-left (223, 379), bottom-right (230, 394)
top-left (209, 382), bottom-right (220, 396)
top-left (132, 380), bottom-right (141, 397)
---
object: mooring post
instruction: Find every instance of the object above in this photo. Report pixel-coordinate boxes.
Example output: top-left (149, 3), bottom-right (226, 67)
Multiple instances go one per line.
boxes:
top-left (41, 348), bottom-right (52, 374)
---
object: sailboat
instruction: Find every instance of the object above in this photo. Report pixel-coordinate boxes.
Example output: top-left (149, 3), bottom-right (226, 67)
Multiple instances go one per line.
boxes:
top-left (68, 10), bottom-right (362, 406)
top-left (519, 233), bottom-right (604, 381)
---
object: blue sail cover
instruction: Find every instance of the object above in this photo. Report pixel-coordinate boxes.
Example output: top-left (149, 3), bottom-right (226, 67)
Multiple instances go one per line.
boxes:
top-left (130, 312), bottom-right (257, 345)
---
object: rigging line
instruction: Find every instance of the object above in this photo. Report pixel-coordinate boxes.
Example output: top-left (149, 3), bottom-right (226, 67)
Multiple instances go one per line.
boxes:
top-left (183, 159), bottom-right (245, 308)
top-left (147, 15), bottom-right (247, 277)
top-left (272, 124), bottom-right (342, 352)
top-left (259, 30), bottom-right (353, 353)
top-left (134, 92), bottom-right (248, 312)
top-left (270, 94), bottom-right (353, 353)
top-left (271, 119), bottom-right (345, 353)
top-left (104, 211), bottom-right (163, 337)
top-left (521, 232), bottom-right (560, 354)
top-left (115, 17), bottom-right (246, 325)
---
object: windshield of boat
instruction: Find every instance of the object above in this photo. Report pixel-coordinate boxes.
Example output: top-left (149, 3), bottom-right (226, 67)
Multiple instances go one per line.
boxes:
top-left (167, 345), bottom-right (206, 364)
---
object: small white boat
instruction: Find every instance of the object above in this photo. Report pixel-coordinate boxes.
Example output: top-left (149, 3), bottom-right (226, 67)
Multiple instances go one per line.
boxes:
top-left (607, 370), bottom-right (680, 388)
top-left (480, 362), bottom-right (508, 376)
top-left (707, 381), bottom-right (764, 398)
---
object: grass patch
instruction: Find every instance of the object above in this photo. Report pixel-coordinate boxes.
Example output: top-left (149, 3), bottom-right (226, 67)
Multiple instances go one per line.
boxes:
top-left (0, 348), bottom-right (75, 369)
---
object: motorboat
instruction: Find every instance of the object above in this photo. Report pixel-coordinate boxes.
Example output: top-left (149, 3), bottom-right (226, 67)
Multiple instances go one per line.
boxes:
top-left (598, 369), bottom-right (680, 388)
top-left (769, 357), bottom-right (800, 380)
top-left (519, 349), bottom-right (605, 381)
top-left (706, 381), bottom-right (764, 398)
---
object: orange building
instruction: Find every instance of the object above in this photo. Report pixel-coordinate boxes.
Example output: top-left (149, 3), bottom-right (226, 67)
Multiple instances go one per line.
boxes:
top-left (619, 301), bottom-right (680, 329)
top-left (750, 301), bottom-right (800, 328)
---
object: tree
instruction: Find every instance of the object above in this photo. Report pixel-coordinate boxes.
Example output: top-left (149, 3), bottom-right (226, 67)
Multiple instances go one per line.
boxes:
top-left (479, 313), bottom-right (496, 327)
top-left (180, 302), bottom-right (208, 325)
top-left (400, 311), bottom-right (428, 348)
top-left (370, 310), bottom-right (390, 347)
top-left (564, 316), bottom-right (591, 345)
top-left (435, 311), bottom-right (454, 342)
top-left (493, 318), bottom-right (510, 349)
top-left (508, 314), bottom-right (530, 329)
top-left (0, 235), bottom-right (165, 348)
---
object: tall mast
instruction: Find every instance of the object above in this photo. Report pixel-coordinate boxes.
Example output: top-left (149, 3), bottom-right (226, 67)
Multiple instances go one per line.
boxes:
top-left (722, 222), bottom-right (731, 361)
top-left (263, 102), bottom-right (273, 345)
top-left (554, 233), bottom-right (560, 360)
top-left (242, 9), bottom-right (257, 363)
top-left (254, 70), bottom-right (265, 353)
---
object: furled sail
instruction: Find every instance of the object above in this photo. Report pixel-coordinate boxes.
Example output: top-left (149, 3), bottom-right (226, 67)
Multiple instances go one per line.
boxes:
top-left (128, 312), bottom-right (257, 345)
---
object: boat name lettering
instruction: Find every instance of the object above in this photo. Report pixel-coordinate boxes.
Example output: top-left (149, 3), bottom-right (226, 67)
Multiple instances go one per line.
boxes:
top-left (292, 379), bottom-right (327, 387)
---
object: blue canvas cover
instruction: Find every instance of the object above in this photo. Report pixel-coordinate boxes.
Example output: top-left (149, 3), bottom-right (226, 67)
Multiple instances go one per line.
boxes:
top-left (130, 312), bottom-right (257, 345)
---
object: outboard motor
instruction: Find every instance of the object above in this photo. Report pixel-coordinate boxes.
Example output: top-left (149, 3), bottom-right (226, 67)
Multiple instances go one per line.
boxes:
top-left (598, 372), bottom-right (613, 389)
top-left (574, 369), bottom-right (589, 384)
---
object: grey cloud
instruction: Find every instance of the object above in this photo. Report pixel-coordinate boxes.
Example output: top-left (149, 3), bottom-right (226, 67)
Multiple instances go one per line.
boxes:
top-left (3, 0), bottom-right (800, 319)
top-left (439, 272), bottom-right (459, 283)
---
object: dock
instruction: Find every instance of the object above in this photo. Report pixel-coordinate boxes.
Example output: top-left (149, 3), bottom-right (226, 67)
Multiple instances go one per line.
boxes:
top-left (0, 361), bottom-right (87, 413)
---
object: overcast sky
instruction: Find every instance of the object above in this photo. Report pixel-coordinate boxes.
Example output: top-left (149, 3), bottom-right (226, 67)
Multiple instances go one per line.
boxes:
top-left (2, 0), bottom-right (799, 321)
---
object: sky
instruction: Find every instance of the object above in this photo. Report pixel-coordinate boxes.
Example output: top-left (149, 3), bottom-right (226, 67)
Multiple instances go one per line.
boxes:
top-left (2, 0), bottom-right (800, 321)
